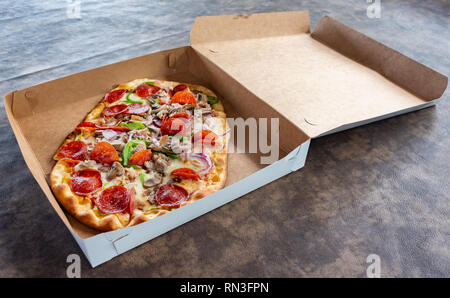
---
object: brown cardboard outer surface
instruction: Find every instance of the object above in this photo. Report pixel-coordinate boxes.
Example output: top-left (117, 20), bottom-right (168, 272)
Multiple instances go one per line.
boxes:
top-left (3, 11), bottom-right (447, 239)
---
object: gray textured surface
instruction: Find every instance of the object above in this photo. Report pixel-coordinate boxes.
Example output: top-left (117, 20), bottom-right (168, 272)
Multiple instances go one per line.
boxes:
top-left (0, 0), bottom-right (449, 277)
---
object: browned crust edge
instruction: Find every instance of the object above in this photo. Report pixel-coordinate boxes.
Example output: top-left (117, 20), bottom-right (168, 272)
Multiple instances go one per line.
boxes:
top-left (50, 165), bottom-right (128, 231)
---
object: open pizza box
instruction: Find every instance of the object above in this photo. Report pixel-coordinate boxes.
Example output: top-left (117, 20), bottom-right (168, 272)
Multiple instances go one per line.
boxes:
top-left (4, 11), bottom-right (447, 267)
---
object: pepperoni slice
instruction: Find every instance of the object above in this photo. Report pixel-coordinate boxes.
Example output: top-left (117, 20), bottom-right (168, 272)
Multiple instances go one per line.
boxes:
top-left (95, 125), bottom-right (130, 132)
top-left (77, 122), bottom-right (130, 132)
top-left (171, 168), bottom-right (200, 180)
top-left (77, 122), bottom-right (96, 128)
top-left (75, 122), bottom-right (97, 132)
top-left (172, 84), bottom-right (188, 95)
top-left (127, 187), bottom-right (135, 215)
top-left (170, 91), bottom-right (196, 106)
top-left (170, 112), bottom-right (191, 129)
top-left (70, 169), bottom-right (102, 196)
top-left (103, 104), bottom-right (129, 117)
top-left (160, 116), bottom-right (187, 136)
top-left (171, 112), bottom-right (191, 120)
top-left (60, 158), bottom-right (81, 168)
top-left (125, 104), bottom-right (150, 115)
top-left (76, 127), bottom-right (97, 133)
top-left (152, 119), bottom-right (162, 128)
top-left (57, 141), bottom-right (87, 160)
top-left (95, 186), bottom-right (130, 214)
top-left (104, 89), bottom-right (126, 104)
top-left (128, 149), bottom-right (152, 167)
top-left (155, 184), bottom-right (189, 207)
top-left (108, 126), bottom-right (131, 132)
top-left (193, 130), bottom-right (218, 146)
top-left (135, 84), bottom-right (161, 98)
top-left (90, 141), bottom-right (119, 166)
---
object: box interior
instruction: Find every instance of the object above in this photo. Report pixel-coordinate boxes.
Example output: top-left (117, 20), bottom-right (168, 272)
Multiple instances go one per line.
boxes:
top-left (5, 46), bottom-right (308, 239)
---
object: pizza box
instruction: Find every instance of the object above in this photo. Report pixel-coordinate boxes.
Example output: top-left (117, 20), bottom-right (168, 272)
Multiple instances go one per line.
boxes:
top-left (3, 11), bottom-right (447, 267)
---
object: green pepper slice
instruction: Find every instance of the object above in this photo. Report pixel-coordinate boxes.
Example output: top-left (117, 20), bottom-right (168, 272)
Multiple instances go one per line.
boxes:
top-left (125, 164), bottom-right (142, 169)
top-left (207, 96), bottom-right (219, 105)
top-left (139, 172), bottom-right (148, 185)
top-left (153, 150), bottom-right (178, 159)
top-left (122, 140), bottom-right (149, 166)
top-left (119, 122), bottom-right (146, 130)
top-left (124, 92), bottom-right (144, 104)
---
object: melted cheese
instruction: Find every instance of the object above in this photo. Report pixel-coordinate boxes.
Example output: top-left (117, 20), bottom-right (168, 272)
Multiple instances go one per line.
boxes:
top-left (162, 158), bottom-right (206, 182)
top-left (161, 158), bottom-right (208, 193)
top-left (56, 79), bottom-right (225, 221)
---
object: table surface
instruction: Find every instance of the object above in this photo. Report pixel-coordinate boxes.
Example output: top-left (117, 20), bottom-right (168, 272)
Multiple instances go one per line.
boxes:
top-left (0, 0), bottom-right (449, 277)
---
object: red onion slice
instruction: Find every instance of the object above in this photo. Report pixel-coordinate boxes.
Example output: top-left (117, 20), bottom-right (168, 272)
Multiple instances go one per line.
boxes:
top-left (149, 125), bottom-right (160, 133)
top-left (150, 137), bottom-right (160, 146)
top-left (219, 128), bottom-right (231, 137)
top-left (152, 119), bottom-right (162, 128)
top-left (188, 153), bottom-right (213, 175)
top-left (102, 129), bottom-right (124, 140)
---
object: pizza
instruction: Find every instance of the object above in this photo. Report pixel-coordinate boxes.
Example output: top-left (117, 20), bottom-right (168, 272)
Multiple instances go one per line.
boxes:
top-left (50, 79), bottom-right (228, 231)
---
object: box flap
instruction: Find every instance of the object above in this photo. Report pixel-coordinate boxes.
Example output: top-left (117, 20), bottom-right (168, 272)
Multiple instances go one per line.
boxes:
top-left (310, 16), bottom-right (448, 102)
top-left (191, 11), bottom-right (448, 137)
top-left (191, 11), bottom-right (310, 43)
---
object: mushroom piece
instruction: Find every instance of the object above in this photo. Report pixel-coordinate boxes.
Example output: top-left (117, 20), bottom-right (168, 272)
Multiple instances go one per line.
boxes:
top-left (133, 141), bottom-right (147, 153)
top-left (152, 153), bottom-right (171, 172)
top-left (159, 135), bottom-right (169, 146)
top-left (125, 167), bottom-right (137, 180)
top-left (197, 93), bottom-right (210, 108)
top-left (144, 160), bottom-right (154, 171)
top-left (144, 188), bottom-right (156, 204)
top-left (107, 161), bottom-right (125, 180)
top-left (143, 173), bottom-right (162, 188)
top-left (200, 107), bottom-right (212, 115)
top-left (131, 115), bottom-right (146, 122)
top-left (74, 160), bottom-right (97, 171)
top-left (110, 141), bottom-right (126, 152)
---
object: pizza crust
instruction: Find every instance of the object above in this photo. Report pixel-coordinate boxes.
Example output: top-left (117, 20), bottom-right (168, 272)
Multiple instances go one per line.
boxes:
top-left (50, 79), bottom-right (228, 231)
top-left (50, 161), bottom-right (128, 231)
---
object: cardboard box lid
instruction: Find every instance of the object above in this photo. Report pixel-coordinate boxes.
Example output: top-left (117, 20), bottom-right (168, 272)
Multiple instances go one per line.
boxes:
top-left (190, 11), bottom-right (448, 137)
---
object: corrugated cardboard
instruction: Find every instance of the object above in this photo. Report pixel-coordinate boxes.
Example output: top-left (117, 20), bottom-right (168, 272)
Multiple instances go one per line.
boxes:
top-left (4, 11), bottom-right (447, 266)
